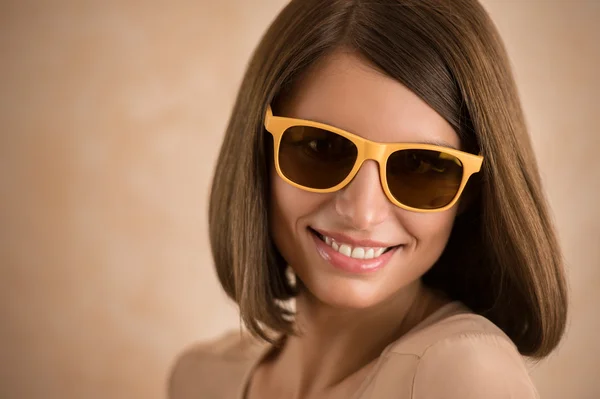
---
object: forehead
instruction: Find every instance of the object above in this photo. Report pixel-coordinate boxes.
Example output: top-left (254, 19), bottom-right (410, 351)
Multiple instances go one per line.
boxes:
top-left (279, 50), bottom-right (460, 149)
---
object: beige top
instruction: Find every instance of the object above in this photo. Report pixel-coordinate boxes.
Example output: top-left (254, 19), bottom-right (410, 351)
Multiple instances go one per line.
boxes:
top-left (169, 302), bottom-right (539, 399)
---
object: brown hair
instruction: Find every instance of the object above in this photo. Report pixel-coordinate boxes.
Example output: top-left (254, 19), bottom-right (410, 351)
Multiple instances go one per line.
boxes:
top-left (208, 0), bottom-right (567, 358)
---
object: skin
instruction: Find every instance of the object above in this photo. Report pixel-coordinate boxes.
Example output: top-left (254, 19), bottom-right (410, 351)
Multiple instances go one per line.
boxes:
top-left (248, 50), bottom-right (463, 399)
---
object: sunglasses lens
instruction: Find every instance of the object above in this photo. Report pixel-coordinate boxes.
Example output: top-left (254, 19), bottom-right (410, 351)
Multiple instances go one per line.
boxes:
top-left (386, 149), bottom-right (463, 209)
top-left (279, 126), bottom-right (358, 189)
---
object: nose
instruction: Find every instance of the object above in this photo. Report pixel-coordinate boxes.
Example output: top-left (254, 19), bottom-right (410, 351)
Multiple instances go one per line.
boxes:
top-left (334, 160), bottom-right (391, 230)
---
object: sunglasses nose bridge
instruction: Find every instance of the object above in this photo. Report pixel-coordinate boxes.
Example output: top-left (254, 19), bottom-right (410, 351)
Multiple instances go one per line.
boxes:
top-left (363, 141), bottom-right (387, 167)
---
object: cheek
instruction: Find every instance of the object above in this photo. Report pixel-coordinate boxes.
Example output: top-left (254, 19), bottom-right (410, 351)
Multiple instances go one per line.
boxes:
top-left (401, 208), bottom-right (458, 254)
top-left (269, 172), bottom-right (324, 262)
top-left (270, 178), bottom-right (296, 242)
top-left (270, 171), bottom-right (309, 229)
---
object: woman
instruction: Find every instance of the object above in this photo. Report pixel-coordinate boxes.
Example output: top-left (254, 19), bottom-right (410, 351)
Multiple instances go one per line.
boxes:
top-left (170, 0), bottom-right (568, 398)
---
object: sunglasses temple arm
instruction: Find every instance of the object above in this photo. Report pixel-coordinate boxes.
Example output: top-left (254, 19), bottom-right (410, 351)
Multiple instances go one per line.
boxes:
top-left (264, 105), bottom-right (273, 129)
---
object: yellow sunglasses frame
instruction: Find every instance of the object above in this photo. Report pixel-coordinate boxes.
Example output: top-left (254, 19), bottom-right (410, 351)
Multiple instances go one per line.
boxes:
top-left (264, 105), bottom-right (483, 213)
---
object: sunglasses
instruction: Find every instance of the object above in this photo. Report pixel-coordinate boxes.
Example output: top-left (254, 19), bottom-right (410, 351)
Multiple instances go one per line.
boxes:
top-left (264, 105), bottom-right (483, 213)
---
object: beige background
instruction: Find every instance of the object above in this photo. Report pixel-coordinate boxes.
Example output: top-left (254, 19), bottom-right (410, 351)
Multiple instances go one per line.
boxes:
top-left (1, 1), bottom-right (598, 398)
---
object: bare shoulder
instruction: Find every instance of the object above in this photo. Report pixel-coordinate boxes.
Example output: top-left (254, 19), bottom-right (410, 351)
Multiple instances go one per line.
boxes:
top-left (396, 313), bottom-right (539, 398)
top-left (167, 330), bottom-right (266, 399)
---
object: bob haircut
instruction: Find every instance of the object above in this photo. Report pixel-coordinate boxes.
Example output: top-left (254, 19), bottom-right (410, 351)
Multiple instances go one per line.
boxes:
top-left (208, 0), bottom-right (568, 358)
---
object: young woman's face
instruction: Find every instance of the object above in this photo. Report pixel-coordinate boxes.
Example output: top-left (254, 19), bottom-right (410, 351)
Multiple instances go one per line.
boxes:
top-left (270, 50), bottom-right (461, 309)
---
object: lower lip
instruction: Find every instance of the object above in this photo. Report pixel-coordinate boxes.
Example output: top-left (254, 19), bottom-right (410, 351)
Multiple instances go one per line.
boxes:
top-left (310, 231), bottom-right (400, 274)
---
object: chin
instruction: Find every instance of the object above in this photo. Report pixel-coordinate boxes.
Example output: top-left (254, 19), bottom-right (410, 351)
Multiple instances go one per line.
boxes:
top-left (300, 274), bottom-right (402, 310)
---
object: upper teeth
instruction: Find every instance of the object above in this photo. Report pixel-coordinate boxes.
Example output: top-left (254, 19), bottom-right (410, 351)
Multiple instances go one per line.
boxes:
top-left (323, 235), bottom-right (387, 259)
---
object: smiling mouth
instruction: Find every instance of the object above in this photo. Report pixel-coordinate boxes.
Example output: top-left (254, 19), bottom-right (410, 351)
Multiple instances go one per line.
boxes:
top-left (309, 227), bottom-right (401, 260)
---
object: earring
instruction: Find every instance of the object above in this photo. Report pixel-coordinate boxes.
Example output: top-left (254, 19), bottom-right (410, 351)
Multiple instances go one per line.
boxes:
top-left (285, 265), bottom-right (297, 287)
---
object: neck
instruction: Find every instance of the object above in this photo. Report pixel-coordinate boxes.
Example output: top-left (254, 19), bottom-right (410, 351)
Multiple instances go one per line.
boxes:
top-left (270, 281), bottom-right (446, 397)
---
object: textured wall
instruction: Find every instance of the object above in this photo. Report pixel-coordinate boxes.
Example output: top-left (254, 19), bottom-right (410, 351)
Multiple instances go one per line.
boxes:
top-left (1, 1), bottom-right (598, 398)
